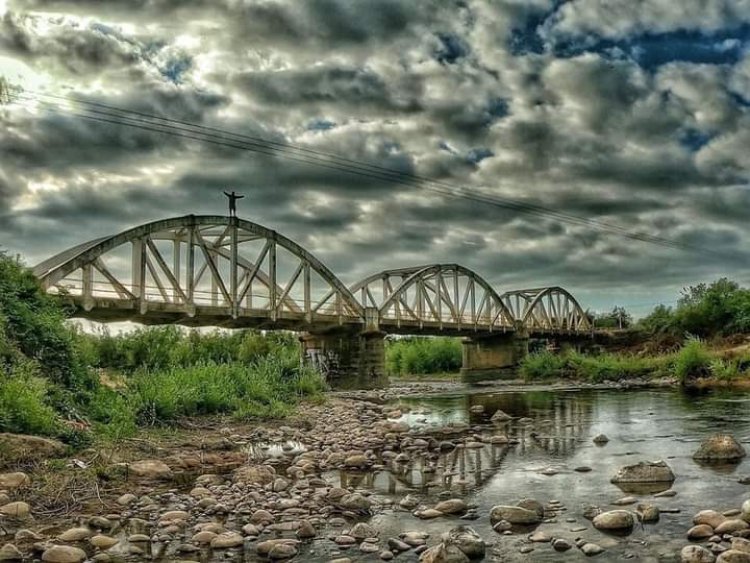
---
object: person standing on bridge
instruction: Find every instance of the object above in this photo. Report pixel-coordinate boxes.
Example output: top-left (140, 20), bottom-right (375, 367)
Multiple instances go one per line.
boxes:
top-left (224, 190), bottom-right (244, 218)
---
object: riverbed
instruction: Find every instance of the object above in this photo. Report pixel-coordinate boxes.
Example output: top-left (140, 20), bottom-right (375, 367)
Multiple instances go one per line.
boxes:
top-left (314, 386), bottom-right (750, 561)
top-left (4, 384), bottom-right (750, 562)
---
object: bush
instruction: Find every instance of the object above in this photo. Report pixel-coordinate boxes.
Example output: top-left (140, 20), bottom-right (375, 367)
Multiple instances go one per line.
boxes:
top-left (386, 337), bottom-right (462, 376)
top-left (519, 351), bottom-right (568, 380)
top-left (674, 337), bottom-right (713, 384)
top-left (0, 359), bottom-right (62, 435)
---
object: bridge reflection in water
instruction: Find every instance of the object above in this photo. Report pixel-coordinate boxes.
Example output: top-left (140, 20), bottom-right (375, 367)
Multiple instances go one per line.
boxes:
top-left (331, 392), bottom-right (594, 495)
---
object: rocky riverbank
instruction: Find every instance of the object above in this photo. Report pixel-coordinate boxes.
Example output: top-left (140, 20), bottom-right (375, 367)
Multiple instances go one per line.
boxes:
top-left (1, 387), bottom-right (750, 562)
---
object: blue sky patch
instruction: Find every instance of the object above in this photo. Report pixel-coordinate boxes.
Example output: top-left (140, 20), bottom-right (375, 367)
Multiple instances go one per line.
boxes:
top-left (466, 147), bottom-right (494, 163)
top-left (161, 55), bottom-right (192, 84)
top-left (679, 128), bottom-right (713, 152)
top-left (307, 118), bottom-right (337, 131)
top-left (435, 33), bottom-right (471, 64)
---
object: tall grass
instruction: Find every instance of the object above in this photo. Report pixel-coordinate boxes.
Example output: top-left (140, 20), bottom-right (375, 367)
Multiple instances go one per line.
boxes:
top-left (520, 349), bottom-right (671, 383)
top-left (673, 337), bottom-right (712, 384)
top-left (386, 337), bottom-right (462, 376)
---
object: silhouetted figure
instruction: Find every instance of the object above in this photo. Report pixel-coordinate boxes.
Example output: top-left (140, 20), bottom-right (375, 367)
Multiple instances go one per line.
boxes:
top-left (224, 191), bottom-right (244, 217)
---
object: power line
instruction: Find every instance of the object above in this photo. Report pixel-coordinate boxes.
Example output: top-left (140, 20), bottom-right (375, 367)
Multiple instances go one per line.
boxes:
top-left (5, 88), bottom-right (728, 257)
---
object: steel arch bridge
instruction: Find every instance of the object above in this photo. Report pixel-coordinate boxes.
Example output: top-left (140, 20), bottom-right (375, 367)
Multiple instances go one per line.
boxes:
top-left (33, 215), bottom-right (592, 336)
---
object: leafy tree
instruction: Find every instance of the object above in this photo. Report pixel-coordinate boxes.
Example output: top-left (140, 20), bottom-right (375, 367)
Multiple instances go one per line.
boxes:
top-left (594, 306), bottom-right (632, 329)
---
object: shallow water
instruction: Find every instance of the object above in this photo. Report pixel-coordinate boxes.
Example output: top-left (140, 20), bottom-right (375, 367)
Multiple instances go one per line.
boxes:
top-left (316, 387), bottom-right (750, 562)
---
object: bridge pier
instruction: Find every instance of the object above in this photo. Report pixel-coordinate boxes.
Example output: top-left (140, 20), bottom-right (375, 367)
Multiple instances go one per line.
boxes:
top-left (460, 331), bottom-right (529, 383)
top-left (300, 329), bottom-right (387, 390)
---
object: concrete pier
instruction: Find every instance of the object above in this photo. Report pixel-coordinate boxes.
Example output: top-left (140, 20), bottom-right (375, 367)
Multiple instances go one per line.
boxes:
top-left (301, 329), bottom-right (387, 389)
top-left (460, 332), bottom-right (529, 383)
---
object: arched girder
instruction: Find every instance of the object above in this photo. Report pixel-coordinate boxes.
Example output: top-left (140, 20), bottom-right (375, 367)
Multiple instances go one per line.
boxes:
top-left (349, 264), bottom-right (515, 331)
top-left (507, 286), bottom-right (590, 332)
top-left (34, 215), bottom-right (364, 324)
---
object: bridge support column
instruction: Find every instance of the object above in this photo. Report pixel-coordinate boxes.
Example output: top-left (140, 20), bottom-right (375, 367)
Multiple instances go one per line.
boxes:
top-left (460, 331), bottom-right (529, 383)
top-left (300, 329), bottom-right (387, 390)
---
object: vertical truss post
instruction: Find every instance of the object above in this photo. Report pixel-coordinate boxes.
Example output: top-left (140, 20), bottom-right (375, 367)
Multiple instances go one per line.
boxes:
top-left (82, 263), bottom-right (93, 308)
top-left (269, 240), bottom-right (277, 321)
top-left (187, 226), bottom-right (195, 310)
top-left (304, 262), bottom-right (311, 322)
top-left (230, 221), bottom-right (238, 318)
top-left (173, 237), bottom-right (181, 303)
top-left (132, 238), bottom-right (147, 313)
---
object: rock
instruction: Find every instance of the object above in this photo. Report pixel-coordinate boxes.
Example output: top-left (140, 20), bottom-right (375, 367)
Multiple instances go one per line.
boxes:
top-left (742, 500), bottom-right (750, 520)
top-left (339, 493), bottom-right (372, 511)
top-left (715, 520), bottom-right (749, 534)
top-left (575, 466), bottom-right (593, 473)
top-left (334, 535), bottom-right (356, 546)
top-left (0, 473), bottom-right (29, 490)
top-left (443, 526), bottom-right (485, 558)
top-left (90, 536), bottom-right (118, 550)
top-left (41, 546), bottom-right (87, 563)
top-left (732, 539), bottom-right (750, 554)
top-left (272, 477), bottom-right (289, 492)
top-left (417, 509), bottom-right (444, 519)
top-left (613, 496), bottom-right (637, 506)
top-left (58, 528), bottom-right (92, 542)
top-left (0, 433), bottom-right (65, 464)
top-left (344, 455), bottom-right (368, 468)
top-left (380, 552), bottom-right (394, 560)
top-left (0, 544), bottom-right (23, 561)
top-left (349, 523), bottom-right (378, 540)
top-left (581, 543), bottom-right (604, 556)
top-left (0, 502), bottom-right (30, 519)
top-left (296, 520), bottom-right (316, 539)
top-left (127, 459), bottom-right (172, 481)
top-left (682, 546), bottom-right (716, 563)
top-left (637, 503), bottom-right (660, 523)
top-left (717, 551), bottom-right (750, 563)
top-left (529, 531), bottom-right (551, 542)
top-left (694, 435), bottom-right (747, 463)
top-left (210, 532), bottom-right (244, 549)
top-left (243, 523), bottom-right (260, 536)
top-left (257, 539), bottom-right (300, 557)
top-left (233, 464), bottom-right (275, 485)
top-left (268, 543), bottom-right (299, 559)
top-left (491, 410), bottom-right (512, 422)
top-left (400, 494), bottom-right (420, 509)
top-left (191, 531), bottom-right (217, 545)
top-left (116, 493), bottom-right (137, 506)
top-left (434, 499), bottom-right (468, 515)
top-left (592, 510), bottom-right (635, 531)
top-left (490, 505), bottom-right (541, 525)
top-left (250, 509), bottom-right (274, 524)
top-left (419, 543), bottom-right (470, 563)
top-left (610, 460), bottom-right (675, 484)
top-left (688, 525), bottom-right (716, 540)
top-left (553, 538), bottom-right (573, 552)
top-left (469, 405), bottom-right (484, 413)
top-left (695, 510), bottom-right (727, 529)
top-left (593, 434), bottom-right (609, 445)
top-left (387, 538), bottom-right (410, 552)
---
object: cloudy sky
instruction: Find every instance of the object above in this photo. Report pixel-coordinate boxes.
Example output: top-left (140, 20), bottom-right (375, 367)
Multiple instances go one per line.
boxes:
top-left (1, 0), bottom-right (749, 316)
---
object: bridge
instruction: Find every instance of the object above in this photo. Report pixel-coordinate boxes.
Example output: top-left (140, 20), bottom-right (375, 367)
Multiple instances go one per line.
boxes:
top-left (33, 215), bottom-right (594, 388)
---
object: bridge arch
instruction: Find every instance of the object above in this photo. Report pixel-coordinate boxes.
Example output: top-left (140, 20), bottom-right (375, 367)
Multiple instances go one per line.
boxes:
top-left (501, 287), bottom-right (590, 332)
top-left (349, 264), bottom-right (515, 332)
top-left (34, 215), bottom-right (364, 326)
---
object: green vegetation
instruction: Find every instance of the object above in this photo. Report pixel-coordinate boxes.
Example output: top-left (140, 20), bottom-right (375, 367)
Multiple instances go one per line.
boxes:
top-left (0, 252), bottom-right (326, 442)
top-left (639, 278), bottom-right (750, 338)
top-left (521, 338), bottom-right (750, 384)
top-left (385, 337), bottom-right (462, 377)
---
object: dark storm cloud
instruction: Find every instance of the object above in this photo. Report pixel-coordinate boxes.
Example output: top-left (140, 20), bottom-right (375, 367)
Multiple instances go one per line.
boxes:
top-left (237, 66), bottom-right (423, 113)
top-left (2, 0), bottom-right (750, 313)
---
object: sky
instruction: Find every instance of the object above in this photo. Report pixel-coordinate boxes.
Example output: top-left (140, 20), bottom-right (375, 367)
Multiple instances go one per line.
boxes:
top-left (1, 0), bottom-right (749, 317)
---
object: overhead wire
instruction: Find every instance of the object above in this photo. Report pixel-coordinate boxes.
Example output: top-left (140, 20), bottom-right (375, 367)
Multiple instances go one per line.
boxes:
top-left (4, 88), bottom-right (728, 257)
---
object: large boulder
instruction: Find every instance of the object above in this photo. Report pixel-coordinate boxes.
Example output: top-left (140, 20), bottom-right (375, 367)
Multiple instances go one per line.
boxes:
top-left (592, 510), bottom-right (636, 531)
top-left (41, 546), bottom-right (87, 563)
top-left (489, 505), bottom-right (541, 525)
top-left (611, 461), bottom-right (675, 484)
top-left (434, 499), bottom-right (468, 515)
top-left (694, 435), bottom-right (747, 463)
top-left (0, 502), bottom-right (30, 519)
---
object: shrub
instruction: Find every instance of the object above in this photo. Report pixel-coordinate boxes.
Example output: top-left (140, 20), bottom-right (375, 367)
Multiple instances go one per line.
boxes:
top-left (674, 337), bottom-right (713, 384)
top-left (519, 351), bottom-right (568, 380)
top-left (386, 337), bottom-right (462, 376)
top-left (0, 359), bottom-right (62, 436)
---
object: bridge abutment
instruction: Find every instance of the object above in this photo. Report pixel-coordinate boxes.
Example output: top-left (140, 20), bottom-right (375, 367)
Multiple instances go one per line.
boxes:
top-left (460, 331), bottom-right (529, 383)
top-left (300, 329), bottom-right (387, 390)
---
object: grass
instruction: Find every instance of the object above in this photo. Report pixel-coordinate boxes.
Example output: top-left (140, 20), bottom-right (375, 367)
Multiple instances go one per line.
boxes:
top-left (386, 337), bottom-right (462, 377)
top-left (518, 341), bottom-right (730, 384)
